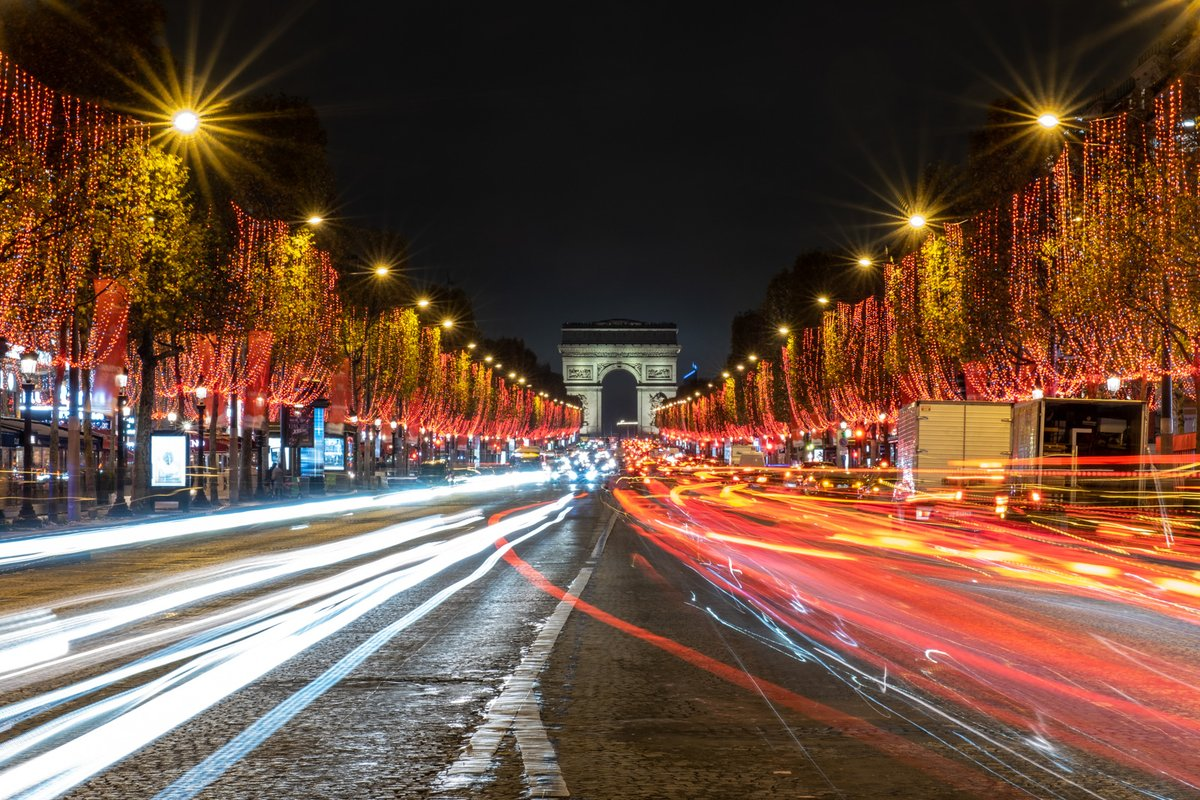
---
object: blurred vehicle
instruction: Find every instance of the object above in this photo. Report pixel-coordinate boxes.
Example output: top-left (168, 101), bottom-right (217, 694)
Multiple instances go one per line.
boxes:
top-left (448, 467), bottom-right (482, 484)
top-left (416, 459), bottom-right (450, 483)
top-left (857, 469), bottom-right (899, 498)
top-left (724, 442), bottom-right (765, 467)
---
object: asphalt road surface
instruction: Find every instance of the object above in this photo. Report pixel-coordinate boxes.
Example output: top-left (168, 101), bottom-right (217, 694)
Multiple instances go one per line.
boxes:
top-left (0, 474), bottom-right (1191, 799)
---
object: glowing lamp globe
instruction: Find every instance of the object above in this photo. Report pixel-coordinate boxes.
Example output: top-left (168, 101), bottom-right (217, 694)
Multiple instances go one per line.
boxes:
top-left (1106, 376), bottom-right (1121, 393)
top-left (908, 214), bottom-right (927, 230)
top-left (1037, 113), bottom-right (1060, 129)
top-left (172, 110), bottom-right (200, 135)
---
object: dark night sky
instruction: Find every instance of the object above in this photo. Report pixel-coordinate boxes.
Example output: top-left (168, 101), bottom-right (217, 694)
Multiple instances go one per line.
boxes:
top-left (168, 0), bottom-right (1182, 375)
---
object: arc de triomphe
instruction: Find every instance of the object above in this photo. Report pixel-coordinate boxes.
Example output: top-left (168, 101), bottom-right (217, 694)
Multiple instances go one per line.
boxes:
top-left (559, 320), bottom-right (680, 436)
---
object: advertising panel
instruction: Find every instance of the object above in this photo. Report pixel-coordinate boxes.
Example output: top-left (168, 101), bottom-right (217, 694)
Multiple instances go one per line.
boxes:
top-left (324, 436), bottom-right (345, 471)
top-left (150, 432), bottom-right (188, 488)
top-left (300, 447), bottom-right (319, 477)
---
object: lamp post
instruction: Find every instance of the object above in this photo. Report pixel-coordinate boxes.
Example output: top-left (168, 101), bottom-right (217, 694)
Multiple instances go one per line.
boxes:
top-left (16, 354), bottom-right (38, 526)
top-left (193, 386), bottom-right (209, 507)
top-left (110, 368), bottom-right (131, 516)
top-left (348, 413), bottom-right (360, 489)
top-left (373, 417), bottom-right (383, 487)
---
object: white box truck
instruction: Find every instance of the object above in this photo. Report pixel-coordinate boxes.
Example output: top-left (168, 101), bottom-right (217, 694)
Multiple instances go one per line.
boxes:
top-left (894, 401), bottom-right (1013, 501)
top-left (724, 442), bottom-right (765, 467)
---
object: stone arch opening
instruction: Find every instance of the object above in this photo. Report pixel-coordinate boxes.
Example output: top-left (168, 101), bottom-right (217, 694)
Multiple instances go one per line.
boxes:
top-left (600, 367), bottom-right (638, 437)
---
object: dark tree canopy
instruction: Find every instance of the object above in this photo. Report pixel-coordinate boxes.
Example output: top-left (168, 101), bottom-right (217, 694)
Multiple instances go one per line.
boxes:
top-left (217, 92), bottom-right (338, 222)
top-left (0, 0), bottom-right (166, 107)
top-left (479, 336), bottom-right (566, 399)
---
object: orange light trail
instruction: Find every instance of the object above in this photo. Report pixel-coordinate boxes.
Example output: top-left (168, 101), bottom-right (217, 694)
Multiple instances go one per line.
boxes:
top-left (606, 475), bottom-right (1200, 794)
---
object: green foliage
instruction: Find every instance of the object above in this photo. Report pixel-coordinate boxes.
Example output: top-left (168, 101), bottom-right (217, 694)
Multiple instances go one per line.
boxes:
top-left (97, 144), bottom-right (211, 337)
top-left (917, 235), bottom-right (969, 359)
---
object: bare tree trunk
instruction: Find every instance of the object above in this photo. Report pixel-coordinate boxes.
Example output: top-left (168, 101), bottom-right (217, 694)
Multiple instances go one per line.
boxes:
top-left (132, 326), bottom-right (156, 511)
top-left (48, 325), bottom-right (66, 523)
top-left (67, 315), bottom-right (81, 522)
top-left (82, 360), bottom-right (99, 511)
top-left (229, 394), bottom-right (241, 506)
top-left (208, 389), bottom-right (220, 504)
top-left (240, 340), bottom-right (254, 498)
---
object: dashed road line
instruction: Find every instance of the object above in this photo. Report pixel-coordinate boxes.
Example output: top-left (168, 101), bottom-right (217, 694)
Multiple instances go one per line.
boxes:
top-left (437, 509), bottom-right (616, 797)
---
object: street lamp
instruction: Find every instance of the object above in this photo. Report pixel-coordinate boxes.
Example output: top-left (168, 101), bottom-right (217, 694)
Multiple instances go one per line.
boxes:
top-left (1037, 112), bottom-right (1060, 129)
top-left (193, 385), bottom-right (209, 507)
top-left (907, 214), bottom-right (927, 230)
top-left (110, 368), bottom-right (131, 516)
top-left (1106, 376), bottom-right (1121, 394)
top-left (16, 353), bottom-right (38, 526)
top-left (172, 110), bottom-right (200, 135)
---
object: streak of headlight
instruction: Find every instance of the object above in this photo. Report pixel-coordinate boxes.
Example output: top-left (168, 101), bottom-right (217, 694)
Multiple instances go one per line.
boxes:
top-left (0, 611), bottom-right (67, 676)
top-left (0, 515), bottom-right (484, 753)
top-left (0, 513), bottom-right (477, 695)
top-left (0, 494), bottom-right (574, 799)
top-left (153, 505), bottom-right (573, 800)
top-left (0, 471), bottom-right (548, 569)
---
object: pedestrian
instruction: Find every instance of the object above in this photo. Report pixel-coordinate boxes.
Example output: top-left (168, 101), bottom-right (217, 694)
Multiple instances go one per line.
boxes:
top-left (271, 462), bottom-right (285, 498)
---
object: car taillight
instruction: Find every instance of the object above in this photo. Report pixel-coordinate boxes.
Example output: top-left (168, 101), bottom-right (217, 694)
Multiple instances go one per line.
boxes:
top-left (954, 490), bottom-right (964, 502)
top-left (1030, 490), bottom-right (1041, 503)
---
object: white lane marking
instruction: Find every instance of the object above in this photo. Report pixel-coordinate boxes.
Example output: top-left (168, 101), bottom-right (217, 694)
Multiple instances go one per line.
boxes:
top-left (591, 509), bottom-right (617, 562)
top-left (438, 509), bottom-right (617, 797)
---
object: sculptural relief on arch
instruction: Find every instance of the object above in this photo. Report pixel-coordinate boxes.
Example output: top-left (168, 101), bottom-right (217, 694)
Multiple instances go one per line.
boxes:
top-left (559, 320), bottom-right (680, 436)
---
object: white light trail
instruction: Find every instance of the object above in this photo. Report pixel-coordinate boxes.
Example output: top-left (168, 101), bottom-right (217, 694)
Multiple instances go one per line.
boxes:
top-left (0, 494), bottom-right (574, 800)
top-left (0, 513), bottom-right (480, 700)
top-left (0, 472), bottom-right (548, 570)
top-left (155, 503), bottom-right (575, 800)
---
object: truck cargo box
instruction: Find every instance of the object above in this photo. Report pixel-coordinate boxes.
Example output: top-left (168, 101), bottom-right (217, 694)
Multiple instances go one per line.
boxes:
top-left (895, 401), bottom-right (1012, 498)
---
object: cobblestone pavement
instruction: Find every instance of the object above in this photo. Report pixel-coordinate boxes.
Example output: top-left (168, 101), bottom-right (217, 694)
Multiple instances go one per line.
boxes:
top-left (0, 484), bottom-right (1176, 799)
